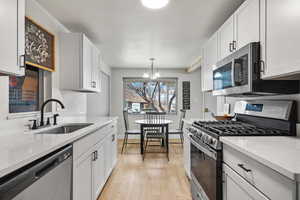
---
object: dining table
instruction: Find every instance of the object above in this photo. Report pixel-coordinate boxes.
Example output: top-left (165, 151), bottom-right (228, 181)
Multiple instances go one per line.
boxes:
top-left (135, 119), bottom-right (173, 158)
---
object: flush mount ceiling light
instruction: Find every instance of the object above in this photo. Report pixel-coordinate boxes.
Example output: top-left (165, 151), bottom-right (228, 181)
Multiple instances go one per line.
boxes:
top-left (141, 0), bottom-right (170, 9)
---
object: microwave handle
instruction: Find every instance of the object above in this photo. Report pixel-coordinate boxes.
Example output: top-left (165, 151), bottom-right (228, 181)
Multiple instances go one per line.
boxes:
top-left (231, 59), bottom-right (235, 87)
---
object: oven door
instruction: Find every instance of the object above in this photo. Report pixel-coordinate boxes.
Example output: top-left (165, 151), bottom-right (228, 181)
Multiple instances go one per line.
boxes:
top-left (190, 137), bottom-right (222, 200)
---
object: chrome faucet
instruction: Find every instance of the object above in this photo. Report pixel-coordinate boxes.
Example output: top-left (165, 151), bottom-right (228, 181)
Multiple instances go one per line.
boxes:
top-left (40, 99), bottom-right (65, 127)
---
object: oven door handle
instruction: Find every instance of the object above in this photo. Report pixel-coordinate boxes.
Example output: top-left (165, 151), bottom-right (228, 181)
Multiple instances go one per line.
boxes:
top-left (190, 136), bottom-right (217, 160)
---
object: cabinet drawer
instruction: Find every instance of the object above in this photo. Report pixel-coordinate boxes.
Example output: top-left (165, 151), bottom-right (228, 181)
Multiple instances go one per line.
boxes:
top-left (223, 164), bottom-right (269, 200)
top-left (73, 124), bottom-right (112, 160)
top-left (223, 145), bottom-right (296, 200)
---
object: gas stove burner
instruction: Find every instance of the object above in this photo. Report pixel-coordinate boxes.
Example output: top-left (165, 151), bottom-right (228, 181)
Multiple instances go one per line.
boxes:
top-left (192, 120), bottom-right (287, 137)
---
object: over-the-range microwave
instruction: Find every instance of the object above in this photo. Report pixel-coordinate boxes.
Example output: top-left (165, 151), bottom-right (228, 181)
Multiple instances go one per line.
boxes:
top-left (212, 42), bottom-right (299, 97)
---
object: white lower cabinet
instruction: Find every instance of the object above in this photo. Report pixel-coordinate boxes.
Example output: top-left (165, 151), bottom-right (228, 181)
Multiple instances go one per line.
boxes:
top-left (74, 152), bottom-right (93, 200)
top-left (73, 121), bottom-right (118, 200)
top-left (93, 143), bottom-right (106, 199)
top-left (223, 164), bottom-right (269, 200)
top-left (223, 145), bottom-right (297, 200)
top-left (104, 133), bottom-right (113, 180)
top-left (183, 128), bottom-right (191, 179)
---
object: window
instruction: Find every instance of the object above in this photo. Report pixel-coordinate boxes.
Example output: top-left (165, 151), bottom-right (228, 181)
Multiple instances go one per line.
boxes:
top-left (9, 66), bottom-right (44, 113)
top-left (123, 78), bottom-right (177, 114)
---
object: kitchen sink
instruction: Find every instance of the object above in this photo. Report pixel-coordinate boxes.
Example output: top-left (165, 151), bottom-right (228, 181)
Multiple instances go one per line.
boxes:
top-left (37, 123), bottom-right (94, 134)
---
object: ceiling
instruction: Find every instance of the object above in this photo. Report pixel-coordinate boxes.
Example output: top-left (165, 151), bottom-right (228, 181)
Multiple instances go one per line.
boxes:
top-left (36, 0), bottom-right (244, 69)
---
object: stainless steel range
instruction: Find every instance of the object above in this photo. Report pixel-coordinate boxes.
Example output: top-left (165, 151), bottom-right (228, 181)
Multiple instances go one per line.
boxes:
top-left (188, 100), bottom-right (297, 200)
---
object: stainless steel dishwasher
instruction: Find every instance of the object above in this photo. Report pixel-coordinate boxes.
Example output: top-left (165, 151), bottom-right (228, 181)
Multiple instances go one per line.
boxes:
top-left (0, 145), bottom-right (72, 200)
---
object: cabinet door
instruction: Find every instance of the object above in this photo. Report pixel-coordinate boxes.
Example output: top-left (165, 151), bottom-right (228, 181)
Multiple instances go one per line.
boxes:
top-left (93, 143), bottom-right (106, 200)
top-left (74, 153), bottom-right (93, 200)
top-left (218, 16), bottom-right (234, 60)
top-left (82, 36), bottom-right (93, 90)
top-left (111, 130), bottom-right (118, 167)
top-left (0, 0), bottom-right (25, 76)
top-left (91, 47), bottom-right (101, 92)
top-left (183, 130), bottom-right (191, 179)
top-left (234, 0), bottom-right (260, 50)
top-left (104, 134), bottom-right (113, 179)
top-left (260, 0), bottom-right (300, 79)
top-left (223, 164), bottom-right (269, 200)
top-left (202, 32), bottom-right (218, 91)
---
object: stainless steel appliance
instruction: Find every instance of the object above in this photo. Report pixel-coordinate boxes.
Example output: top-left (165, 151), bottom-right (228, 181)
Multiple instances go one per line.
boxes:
top-left (188, 100), bottom-right (297, 200)
top-left (213, 42), bottom-right (299, 96)
top-left (0, 145), bottom-right (72, 200)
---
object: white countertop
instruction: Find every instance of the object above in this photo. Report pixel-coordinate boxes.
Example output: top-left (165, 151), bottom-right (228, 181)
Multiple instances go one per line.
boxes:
top-left (0, 116), bottom-right (117, 178)
top-left (221, 136), bottom-right (300, 181)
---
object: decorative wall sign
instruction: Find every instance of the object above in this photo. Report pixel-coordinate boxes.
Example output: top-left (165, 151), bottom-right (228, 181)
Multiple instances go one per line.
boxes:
top-left (25, 17), bottom-right (55, 72)
top-left (182, 81), bottom-right (191, 110)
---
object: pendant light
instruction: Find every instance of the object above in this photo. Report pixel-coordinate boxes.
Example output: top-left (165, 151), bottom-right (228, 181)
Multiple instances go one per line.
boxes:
top-left (143, 58), bottom-right (160, 80)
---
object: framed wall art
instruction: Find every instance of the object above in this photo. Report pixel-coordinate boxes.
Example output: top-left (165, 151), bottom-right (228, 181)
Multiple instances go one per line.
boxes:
top-left (25, 17), bottom-right (55, 72)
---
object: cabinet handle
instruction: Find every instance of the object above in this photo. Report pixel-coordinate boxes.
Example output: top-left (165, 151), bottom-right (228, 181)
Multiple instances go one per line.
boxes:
top-left (92, 151), bottom-right (98, 161)
top-left (260, 60), bottom-right (266, 75)
top-left (232, 40), bottom-right (237, 50)
top-left (95, 150), bottom-right (98, 160)
top-left (91, 81), bottom-right (96, 88)
top-left (229, 43), bottom-right (233, 52)
top-left (238, 164), bottom-right (251, 172)
top-left (112, 134), bottom-right (115, 142)
top-left (19, 55), bottom-right (26, 69)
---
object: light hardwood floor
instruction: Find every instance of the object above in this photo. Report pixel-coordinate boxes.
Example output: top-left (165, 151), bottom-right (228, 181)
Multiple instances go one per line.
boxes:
top-left (98, 139), bottom-right (192, 200)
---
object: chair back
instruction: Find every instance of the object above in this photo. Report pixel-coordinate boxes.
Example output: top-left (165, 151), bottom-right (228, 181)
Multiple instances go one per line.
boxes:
top-left (178, 109), bottom-right (186, 130)
top-left (123, 110), bottom-right (129, 131)
top-left (145, 112), bottom-right (166, 124)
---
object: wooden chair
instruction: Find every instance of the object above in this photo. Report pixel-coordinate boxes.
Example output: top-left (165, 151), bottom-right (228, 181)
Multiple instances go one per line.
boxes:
top-left (121, 110), bottom-right (141, 154)
top-left (143, 112), bottom-right (168, 161)
top-left (169, 109), bottom-right (186, 146)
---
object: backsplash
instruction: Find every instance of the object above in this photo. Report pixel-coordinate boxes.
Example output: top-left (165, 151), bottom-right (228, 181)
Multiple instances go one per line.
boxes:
top-left (219, 94), bottom-right (300, 123)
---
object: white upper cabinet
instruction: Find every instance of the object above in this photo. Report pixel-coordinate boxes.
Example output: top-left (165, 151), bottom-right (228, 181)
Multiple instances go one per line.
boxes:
top-left (218, 0), bottom-right (260, 60)
top-left (82, 36), bottom-right (94, 91)
top-left (218, 16), bottom-right (235, 60)
top-left (60, 33), bottom-right (101, 93)
top-left (92, 47), bottom-right (101, 92)
top-left (234, 0), bottom-right (260, 50)
top-left (260, 0), bottom-right (300, 79)
top-left (0, 0), bottom-right (25, 76)
top-left (202, 32), bottom-right (218, 91)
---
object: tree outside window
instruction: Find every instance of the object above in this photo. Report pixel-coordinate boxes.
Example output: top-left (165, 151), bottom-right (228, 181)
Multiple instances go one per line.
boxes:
top-left (123, 78), bottom-right (177, 114)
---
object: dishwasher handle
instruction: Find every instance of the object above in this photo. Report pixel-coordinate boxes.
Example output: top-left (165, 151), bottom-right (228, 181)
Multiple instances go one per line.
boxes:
top-left (0, 145), bottom-right (72, 200)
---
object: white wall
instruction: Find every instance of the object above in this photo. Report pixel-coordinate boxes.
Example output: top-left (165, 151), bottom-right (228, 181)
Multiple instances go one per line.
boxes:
top-left (110, 68), bottom-right (203, 137)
